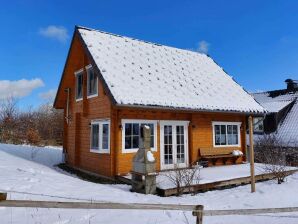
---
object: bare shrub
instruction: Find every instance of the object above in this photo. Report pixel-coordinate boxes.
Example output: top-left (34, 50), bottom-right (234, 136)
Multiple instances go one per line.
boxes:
top-left (162, 164), bottom-right (201, 196)
top-left (255, 134), bottom-right (291, 184)
top-left (26, 128), bottom-right (41, 146)
top-left (0, 99), bottom-right (63, 146)
top-left (34, 104), bottom-right (63, 146)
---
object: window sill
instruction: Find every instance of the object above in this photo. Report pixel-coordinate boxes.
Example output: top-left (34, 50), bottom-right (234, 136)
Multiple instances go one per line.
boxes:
top-left (76, 98), bottom-right (83, 102)
top-left (213, 145), bottom-right (241, 148)
top-left (87, 94), bottom-right (98, 99)
top-left (90, 149), bottom-right (110, 154)
top-left (122, 148), bottom-right (157, 154)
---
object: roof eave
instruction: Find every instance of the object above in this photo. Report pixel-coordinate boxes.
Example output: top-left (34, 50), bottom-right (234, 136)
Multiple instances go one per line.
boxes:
top-left (114, 103), bottom-right (266, 116)
top-left (53, 27), bottom-right (78, 109)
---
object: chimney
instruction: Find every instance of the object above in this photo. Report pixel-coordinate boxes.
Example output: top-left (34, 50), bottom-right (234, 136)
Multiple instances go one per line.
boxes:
top-left (285, 79), bottom-right (298, 91)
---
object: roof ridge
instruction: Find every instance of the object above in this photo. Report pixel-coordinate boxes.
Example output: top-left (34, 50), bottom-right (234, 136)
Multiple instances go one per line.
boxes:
top-left (76, 25), bottom-right (207, 57)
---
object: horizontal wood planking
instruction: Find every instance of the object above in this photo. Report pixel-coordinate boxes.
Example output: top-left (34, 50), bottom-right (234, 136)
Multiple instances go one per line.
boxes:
top-left (56, 34), bottom-right (113, 177)
top-left (115, 109), bottom-right (247, 175)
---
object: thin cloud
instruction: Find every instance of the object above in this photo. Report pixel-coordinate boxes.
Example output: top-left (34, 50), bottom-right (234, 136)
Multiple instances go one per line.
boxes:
top-left (39, 89), bottom-right (57, 102)
top-left (197, 40), bottom-right (210, 54)
top-left (39, 25), bottom-right (69, 42)
top-left (0, 79), bottom-right (44, 100)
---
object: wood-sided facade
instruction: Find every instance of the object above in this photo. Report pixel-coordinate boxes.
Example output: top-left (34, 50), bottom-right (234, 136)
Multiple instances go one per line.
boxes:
top-left (54, 31), bottom-right (249, 178)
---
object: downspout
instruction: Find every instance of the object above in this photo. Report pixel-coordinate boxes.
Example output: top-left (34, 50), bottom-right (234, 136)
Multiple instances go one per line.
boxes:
top-left (63, 88), bottom-right (70, 163)
top-left (64, 88), bottom-right (70, 125)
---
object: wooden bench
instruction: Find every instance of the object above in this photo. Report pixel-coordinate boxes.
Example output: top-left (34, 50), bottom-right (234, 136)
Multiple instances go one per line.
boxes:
top-left (199, 148), bottom-right (243, 166)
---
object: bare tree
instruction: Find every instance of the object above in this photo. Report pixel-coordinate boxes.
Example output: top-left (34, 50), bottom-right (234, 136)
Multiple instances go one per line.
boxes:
top-left (162, 164), bottom-right (201, 196)
top-left (0, 97), bottom-right (19, 144)
top-left (255, 134), bottom-right (292, 184)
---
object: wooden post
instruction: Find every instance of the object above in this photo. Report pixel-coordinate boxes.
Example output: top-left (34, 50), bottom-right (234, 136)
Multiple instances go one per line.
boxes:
top-left (192, 205), bottom-right (204, 224)
top-left (0, 193), bottom-right (7, 201)
top-left (248, 116), bottom-right (256, 193)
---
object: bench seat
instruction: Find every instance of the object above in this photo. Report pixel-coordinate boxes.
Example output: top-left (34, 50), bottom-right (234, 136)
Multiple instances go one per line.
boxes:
top-left (199, 148), bottom-right (243, 166)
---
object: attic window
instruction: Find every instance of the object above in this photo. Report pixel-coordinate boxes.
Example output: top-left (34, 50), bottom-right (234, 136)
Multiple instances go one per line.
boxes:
top-left (75, 69), bottom-right (83, 101)
top-left (86, 65), bottom-right (98, 98)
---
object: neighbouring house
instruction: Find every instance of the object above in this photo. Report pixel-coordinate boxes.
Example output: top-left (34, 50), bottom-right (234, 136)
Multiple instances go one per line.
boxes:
top-left (54, 26), bottom-right (265, 178)
top-left (253, 79), bottom-right (298, 146)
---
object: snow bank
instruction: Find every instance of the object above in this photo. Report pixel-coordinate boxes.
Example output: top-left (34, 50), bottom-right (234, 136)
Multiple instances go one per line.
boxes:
top-left (0, 143), bottom-right (63, 167)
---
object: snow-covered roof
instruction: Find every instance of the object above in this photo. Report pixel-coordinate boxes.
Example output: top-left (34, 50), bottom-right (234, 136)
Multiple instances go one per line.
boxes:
top-left (253, 92), bottom-right (296, 113)
top-left (260, 101), bottom-right (293, 113)
top-left (253, 91), bottom-right (298, 145)
top-left (78, 26), bottom-right (265, 113)
top-left (277, 100), bottom-right (298, 146)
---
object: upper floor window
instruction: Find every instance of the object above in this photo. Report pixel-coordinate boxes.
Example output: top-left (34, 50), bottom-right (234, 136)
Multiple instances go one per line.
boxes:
top-left (75, 69), bottom-right (83, 101)
top-left (121, 119), bottom-right (157, 153)
top-left (212, 122), bottom-right (241, 147)
top-left (86, 65), bottom-right (98, 98)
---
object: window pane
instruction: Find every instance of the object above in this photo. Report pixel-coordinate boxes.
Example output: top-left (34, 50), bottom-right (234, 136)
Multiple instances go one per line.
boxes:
top-left (125, 124), bottom-right (132, 136)
top-left (125, 136), bottom-right (132, 149)
top-left (227, 125), bottom-right (232, 145)
top-left (91, 124), bottom-right (99, 149)
top-left (88, 68), bottom-right (98, 96)
top-left (233, 125), bottom-right (238, 134)
top-left (214, 125), bottom-right (220, 145)
top-left (102, 124), bottom-right (109, 150)
top-left (76, 73), bottom-right (83, 99)
top-left (150, 135), bottom-right (154, 148)
top-left (133, 124), bottom-right (139, 135)
top-left (132, 136), bottom-right (139, 148)
top-left (220, 125), bottom-right (226, 145)
top-left (233, 125), bottom-right (238, 144)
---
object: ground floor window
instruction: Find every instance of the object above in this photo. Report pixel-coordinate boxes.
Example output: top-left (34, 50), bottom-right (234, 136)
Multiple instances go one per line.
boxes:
top-left (122, 119), bottom-right (157, 153)
top-left (90, 120), bottom-right (110, 153)
top-left (212, 122), bottom-right (241, 147)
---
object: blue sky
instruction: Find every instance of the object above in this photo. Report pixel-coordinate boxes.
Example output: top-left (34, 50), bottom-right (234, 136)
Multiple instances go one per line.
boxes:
top-left (0, 0), bottom-right (298, 109)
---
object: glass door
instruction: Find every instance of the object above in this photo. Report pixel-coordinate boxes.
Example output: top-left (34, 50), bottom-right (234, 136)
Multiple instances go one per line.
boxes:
top-left (160, 122), bottom-right (188, 170)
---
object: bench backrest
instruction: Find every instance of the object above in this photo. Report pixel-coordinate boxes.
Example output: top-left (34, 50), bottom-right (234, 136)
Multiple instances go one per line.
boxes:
top-left (199, 148), bottom-right (235, 156)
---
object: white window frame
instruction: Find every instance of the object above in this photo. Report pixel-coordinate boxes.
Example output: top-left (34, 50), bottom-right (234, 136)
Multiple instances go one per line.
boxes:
top-left (90, 119), bottom-right (110, 154)
top-left (121, 119), bottom-right (157, 153)
top-left (212, 121), bottom-right (241, 147)
top-left (86, 65), bottom-right (98, 99)
top-left (74, 68), bottom-right (84, 102)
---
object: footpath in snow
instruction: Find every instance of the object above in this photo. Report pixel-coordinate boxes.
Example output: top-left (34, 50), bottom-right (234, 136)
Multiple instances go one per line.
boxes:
top-left (0, 143), bottom-right (297, 224)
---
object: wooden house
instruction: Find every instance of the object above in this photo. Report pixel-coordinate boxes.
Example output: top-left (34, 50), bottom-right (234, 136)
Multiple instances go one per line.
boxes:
top-left (54, 26), bottom-right (265, 178)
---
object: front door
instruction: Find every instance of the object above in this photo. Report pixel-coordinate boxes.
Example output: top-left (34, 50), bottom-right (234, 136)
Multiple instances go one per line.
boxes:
top-left (160, 121), bottom-right (189, 170)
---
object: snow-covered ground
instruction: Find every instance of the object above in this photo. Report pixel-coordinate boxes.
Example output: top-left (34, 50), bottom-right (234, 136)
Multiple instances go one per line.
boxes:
top-left (0, 143), bottom-right (298, 224)
top-left (156, 163), bottom-right (296, 189)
